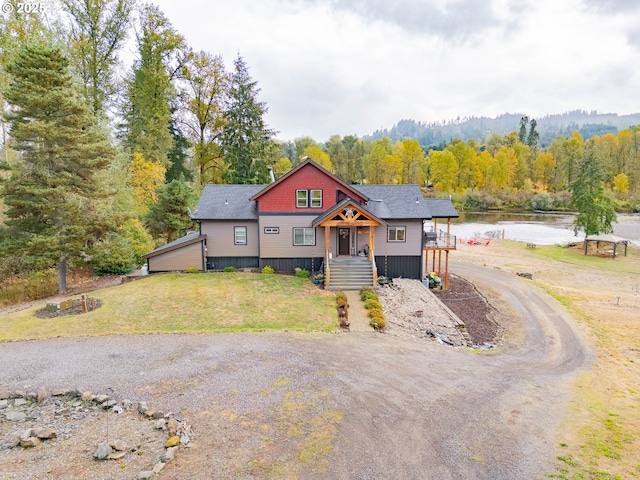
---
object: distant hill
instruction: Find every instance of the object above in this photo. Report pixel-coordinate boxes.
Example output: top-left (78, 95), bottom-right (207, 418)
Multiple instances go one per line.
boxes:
top-left (367, 111), bottom-right (640, 149)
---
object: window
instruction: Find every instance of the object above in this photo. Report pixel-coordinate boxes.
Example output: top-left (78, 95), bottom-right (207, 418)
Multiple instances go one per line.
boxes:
top-left (264, 227), bottom-right (279, 234)
top-left (296, 190), bottom-right (308, 208)
top-left (234, 226), bottom-right (247, 245)
top-left (310, 190), bottom-right (322, 208)
top-left (296, 189), bottom-right (323, 208)
top-left (293, 227), bottom-right (315, 245)
top-left (388, 226), bottom-right (406, 242)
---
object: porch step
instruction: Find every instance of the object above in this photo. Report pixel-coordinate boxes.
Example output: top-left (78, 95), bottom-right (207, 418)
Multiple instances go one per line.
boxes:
top-left (326, 257), bottom-right (374, 290)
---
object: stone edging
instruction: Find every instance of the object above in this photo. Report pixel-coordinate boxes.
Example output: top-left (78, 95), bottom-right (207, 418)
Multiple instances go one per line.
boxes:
top-left (0, 386), bottom-right (192, 479)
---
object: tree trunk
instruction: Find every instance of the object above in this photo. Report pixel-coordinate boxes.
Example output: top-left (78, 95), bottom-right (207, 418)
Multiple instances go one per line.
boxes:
top-left (59, 255), bottom-right (67, 295)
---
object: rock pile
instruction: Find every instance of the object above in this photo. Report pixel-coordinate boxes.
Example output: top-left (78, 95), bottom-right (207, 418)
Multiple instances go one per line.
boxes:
top-left (0, 386), bottom-right (192, 479)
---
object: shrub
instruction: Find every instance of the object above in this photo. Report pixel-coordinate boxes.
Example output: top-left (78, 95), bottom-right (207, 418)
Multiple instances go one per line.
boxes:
top-left (262, 265), bottom-right (275, 274)
top-left (368, 309), bottom-right (386, 329)
top-left (531, 192), bottom-right (554, 211)
top-left (364, 299), bottom-right (383, 311)
top-left (223, 266), bottom-right (237, 272)
top-left (185, 267), bottom-right (199, 274)
top-left (360, 287), bottom-right (377, 301)
top-left (295, 269), bottom-right (310, 278)
top-left (90, 234), bottom-right (137, 276)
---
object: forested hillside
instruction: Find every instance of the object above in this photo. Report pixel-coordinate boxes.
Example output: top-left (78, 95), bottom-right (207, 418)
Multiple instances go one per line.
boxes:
top-left (369, 111), bottom-right (640, 149)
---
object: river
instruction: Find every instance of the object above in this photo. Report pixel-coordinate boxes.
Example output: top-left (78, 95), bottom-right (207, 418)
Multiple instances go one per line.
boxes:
top-left (448, 212), bottom-right (640, 246)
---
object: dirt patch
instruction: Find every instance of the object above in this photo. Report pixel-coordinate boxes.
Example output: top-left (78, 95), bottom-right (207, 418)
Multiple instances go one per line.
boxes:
top-left (432, 274), bottom-right (505, 345)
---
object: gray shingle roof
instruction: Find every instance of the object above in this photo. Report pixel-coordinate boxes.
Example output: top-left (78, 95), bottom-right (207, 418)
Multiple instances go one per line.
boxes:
top-left (191, 183), bottom-right (458, 221)
top-left (353, 185), bottom-right (435, 219)
top-left (191, 184), bottom-right (265, 220)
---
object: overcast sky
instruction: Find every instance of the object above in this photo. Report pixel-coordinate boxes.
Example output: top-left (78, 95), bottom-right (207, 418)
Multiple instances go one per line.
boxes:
top-left (150, 0), bottom-right (640, 142)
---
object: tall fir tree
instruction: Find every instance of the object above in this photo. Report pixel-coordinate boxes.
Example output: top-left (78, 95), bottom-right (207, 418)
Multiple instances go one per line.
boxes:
top-left (1, 42), bottom-right (115, 293)
top-left (221, 55), bottom-right (275, 184)
top-left (121, 4), bottom-right (185, 167)
top-left (145, 175), bottom-right (195, 243)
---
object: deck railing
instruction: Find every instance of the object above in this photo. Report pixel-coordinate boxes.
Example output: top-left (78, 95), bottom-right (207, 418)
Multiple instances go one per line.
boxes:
top-left (423, 230), bottom-right (457, 249)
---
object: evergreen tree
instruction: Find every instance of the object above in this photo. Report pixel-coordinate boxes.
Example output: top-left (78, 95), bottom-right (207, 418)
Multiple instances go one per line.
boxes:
top-left (1, 42), bottom-right (115, 293)
top-left (570, 143), bottom-right (617, 236)
top-left (166, 118), bottom-right (193, 183)
top-left (221, 55), bottom-right (275, 184)
top-left (121, 4), bottom-right (185, 167)
top-left (145, 176), bottom-right (195, 243)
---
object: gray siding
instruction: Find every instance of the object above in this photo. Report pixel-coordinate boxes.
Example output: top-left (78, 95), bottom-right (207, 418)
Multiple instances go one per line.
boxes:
top-left (258, 215), bottom-right (322, 258)
top-left (373, 221), bottom-right (423, 256)
top-left (260, 257), bottom-right (323, 273)
top-left (201, 220), bottom-right (259, 257)
top-left (206, 257), bottom-right (259, 270)
top-left (148, 242), bottom-right (204, 272)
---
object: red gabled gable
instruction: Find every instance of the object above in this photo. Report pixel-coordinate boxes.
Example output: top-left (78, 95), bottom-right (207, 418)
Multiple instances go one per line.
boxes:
top-left (250, 158), bottom-right (368, 213)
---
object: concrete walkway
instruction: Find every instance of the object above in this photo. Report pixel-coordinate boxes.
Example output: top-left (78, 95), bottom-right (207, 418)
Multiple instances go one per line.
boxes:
top-left (344, 291), bottom-right (375, 332)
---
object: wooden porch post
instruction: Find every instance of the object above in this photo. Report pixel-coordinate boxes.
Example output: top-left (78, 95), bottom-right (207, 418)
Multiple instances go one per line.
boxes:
top-left (324, 225), bottom-right (331, 287)
top-left (368, 228), bottom-right (375, 261)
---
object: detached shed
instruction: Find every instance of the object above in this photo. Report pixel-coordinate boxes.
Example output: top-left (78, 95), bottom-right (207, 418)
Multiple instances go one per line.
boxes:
top-left (583, 234), bottom-right (630, 259)
top-left (142, 232), bottom-right (207, 272)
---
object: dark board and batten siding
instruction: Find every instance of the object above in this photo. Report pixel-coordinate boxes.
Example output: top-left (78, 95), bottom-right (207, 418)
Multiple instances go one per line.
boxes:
top-left (206, 257), bottom-right (260, 270)
top-left (375, 255), bottom-right (422, 280)
top-left (259, 257), bottom-right (324, 273)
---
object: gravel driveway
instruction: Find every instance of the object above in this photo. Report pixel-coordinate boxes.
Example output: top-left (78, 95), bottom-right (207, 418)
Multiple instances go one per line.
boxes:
top-left (0, 263), bottom-right (590, 479)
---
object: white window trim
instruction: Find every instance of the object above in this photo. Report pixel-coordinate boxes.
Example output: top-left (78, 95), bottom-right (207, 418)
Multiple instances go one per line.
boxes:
top-left (264, 227), bottom-right (279, 234)
top-left (234, 226), bottom-right (247, 245)
top-left (296, 189), bottom-right (308, 208)
top-left (310, 189), bottom-right (322, 208)
top-left (388, 226), bottom-right (406, 242)
top-left (293, 227), bottom-right (315, 246)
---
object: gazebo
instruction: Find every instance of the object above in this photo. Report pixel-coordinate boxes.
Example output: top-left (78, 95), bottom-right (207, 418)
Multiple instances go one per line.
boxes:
top-left (583, 234), bottom-right (630, 259)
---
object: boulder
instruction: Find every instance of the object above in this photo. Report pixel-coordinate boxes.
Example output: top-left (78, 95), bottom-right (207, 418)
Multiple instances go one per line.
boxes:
top-left (37, 387), bottom-right (48, 403)
top-left (5, 411), bottom-right (26, 422)
top-left (20, 437), bottom-right (41, 448)
top-left (35, 428), bottom-right (57, 440)
top-left (93, 443), bottom-right (112, 460)
top-left (138, 471), bottom-right (153, 480)
top-left (165, 435), bottom-right (180, 447)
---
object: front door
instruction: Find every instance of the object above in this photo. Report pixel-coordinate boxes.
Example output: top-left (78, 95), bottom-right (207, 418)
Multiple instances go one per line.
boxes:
top-left (338, 228), bottom-right (350, 256)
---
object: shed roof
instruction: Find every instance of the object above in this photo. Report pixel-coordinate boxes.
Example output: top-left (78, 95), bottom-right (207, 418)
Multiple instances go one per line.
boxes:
top-left (142, 232), bottom-right (206, 259)
top-left (585, 234), bottom-right (629, 244)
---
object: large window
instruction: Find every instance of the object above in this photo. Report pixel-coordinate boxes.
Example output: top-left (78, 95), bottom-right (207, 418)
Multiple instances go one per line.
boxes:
top-left (388, 226), bottom-right (406, 242)
top-left (296, 189), bottom-right (322, 208)
top-left (234, 226), bottom-right (247, 245)
top-left (293, 227), bottom-right (315, 245)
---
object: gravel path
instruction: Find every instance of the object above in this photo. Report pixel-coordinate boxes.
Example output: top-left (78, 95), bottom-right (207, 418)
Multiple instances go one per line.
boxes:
top-left (0, 264), bottom-right (590, 479)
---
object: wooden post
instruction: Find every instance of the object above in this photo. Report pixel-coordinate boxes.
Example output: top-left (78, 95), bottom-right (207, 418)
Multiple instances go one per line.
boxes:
top-left (81, 294), bottom-right (87, 313)
top-left (444, 251), bottom-right (449, 289)
top-left (369, 228), bottom-right (375, 262)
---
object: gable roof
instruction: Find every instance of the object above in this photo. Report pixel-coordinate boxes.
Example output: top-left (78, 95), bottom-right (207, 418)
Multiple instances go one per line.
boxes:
top-left (418, 197), bottom-right (459, 218)
top-left (353, 185), bottom-right (435, 219)
top-left (249, 157), bottom-right (368, 202)
top-left (142, 232), bottom-right (206, 259)
top-left (312, 198), bottom-right (387, 227)
top-left (191, 184), bottom-right (264, 220)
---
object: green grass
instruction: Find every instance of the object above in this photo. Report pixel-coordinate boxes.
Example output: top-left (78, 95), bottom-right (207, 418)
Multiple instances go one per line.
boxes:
top-left (0, 272), bottom-right (337, 341)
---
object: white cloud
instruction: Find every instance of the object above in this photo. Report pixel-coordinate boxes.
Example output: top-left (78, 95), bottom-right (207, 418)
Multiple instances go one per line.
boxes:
top-left (151, 0), bottom-right (640, 141)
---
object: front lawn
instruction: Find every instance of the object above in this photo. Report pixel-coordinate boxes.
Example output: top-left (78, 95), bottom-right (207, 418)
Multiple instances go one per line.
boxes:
top-left (0, 273), bottom-right (337, 341)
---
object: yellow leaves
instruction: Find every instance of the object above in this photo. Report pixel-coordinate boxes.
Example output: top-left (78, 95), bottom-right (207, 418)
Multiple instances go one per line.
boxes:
top-left (128, 151), bottom-right (166, 215)
top-left (303, 146), bottom-right (333, 172)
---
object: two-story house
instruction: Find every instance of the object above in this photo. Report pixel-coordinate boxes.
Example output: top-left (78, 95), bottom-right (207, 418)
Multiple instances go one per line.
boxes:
top-left (142, 158), bottom-right (459, 289)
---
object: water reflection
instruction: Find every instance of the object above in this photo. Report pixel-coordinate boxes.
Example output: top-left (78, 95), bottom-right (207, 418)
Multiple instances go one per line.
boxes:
top-left (449, 212), bottom-right (640, 246)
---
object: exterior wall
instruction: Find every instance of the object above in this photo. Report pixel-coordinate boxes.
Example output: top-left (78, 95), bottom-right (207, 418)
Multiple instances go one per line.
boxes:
top-left (259, 257), bottom-right (323, 273)
top-left (258, 215), bottom-right (323, 258)
top-left (206, 256), bottom-right (259, 270)
top-left (372, 221), bottom-right (423, 257)
top-left (147, 242), bottom-right (204, 272)
top-left (374, 255), bottom-right (422, 279)
top-left (257, 163), bottom-right (366, 213)
top-left (200, 220), bottom-right (259, 257)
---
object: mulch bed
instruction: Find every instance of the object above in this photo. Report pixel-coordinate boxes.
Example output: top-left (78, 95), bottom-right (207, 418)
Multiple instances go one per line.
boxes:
top-left (432, 274), bottom-right (504, 345)
top-left (34, 298), bottom-right (103, 319)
